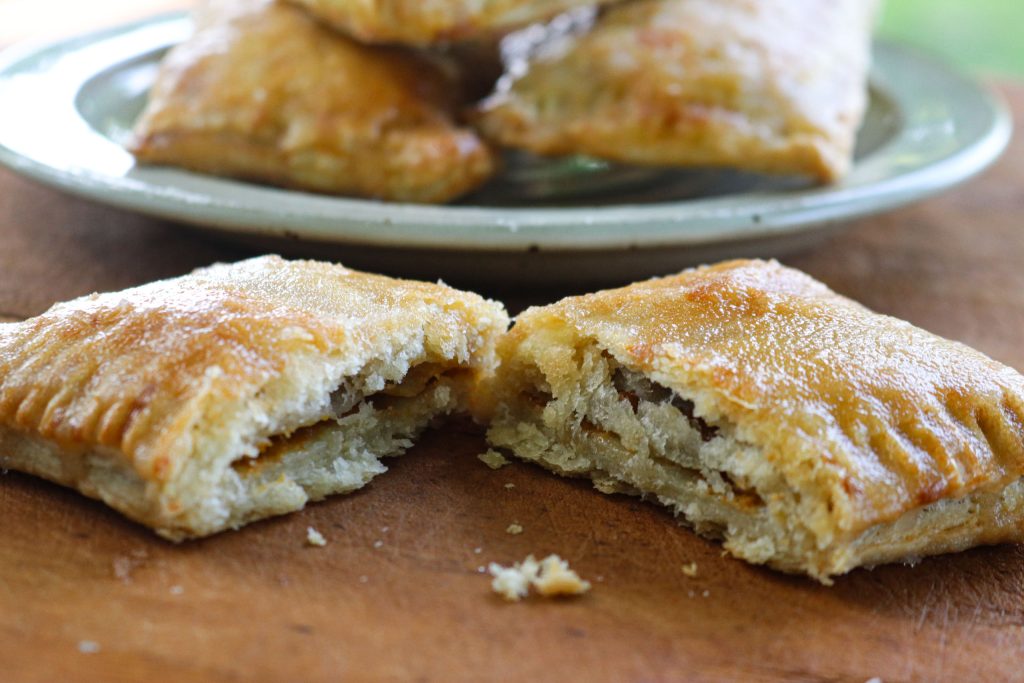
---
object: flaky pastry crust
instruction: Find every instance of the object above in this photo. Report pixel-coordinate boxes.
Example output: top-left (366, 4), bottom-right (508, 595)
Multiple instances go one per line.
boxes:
top-left (130, 0), bottom-right (495, 203)
top-left (475, 0), bottom-right (876, 182)
top-left (485, 260), bottom-right (1024, 581)
top-left (0, 256), bottom-right (508, 539)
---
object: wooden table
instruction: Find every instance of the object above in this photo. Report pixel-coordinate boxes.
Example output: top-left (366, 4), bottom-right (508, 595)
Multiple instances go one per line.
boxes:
top-left (1, 16), bottom-right (1023, 680)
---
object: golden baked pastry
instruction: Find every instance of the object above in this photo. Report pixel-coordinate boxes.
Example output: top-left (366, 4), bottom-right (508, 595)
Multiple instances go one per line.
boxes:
top-left (129, 0), bottom-right (495, 203)
top-left (286, 0), bottom-right (619, 45)
top-left (484, 260), bottom-right (1024, 582)
top-left (0, 256), bottom-right (508, 540)
top-left (475, 0), bottom-right (877, 182)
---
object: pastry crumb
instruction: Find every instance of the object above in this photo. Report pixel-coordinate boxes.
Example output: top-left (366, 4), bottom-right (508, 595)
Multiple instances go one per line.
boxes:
top-left (77, 640), bottom-right (100, 654)
top-left (169, 585), bottom-right (184, 596)
top-left (702, 589), bottom-right (710, 598)
top-left (473, 547), bottom-right (483, 554)
top-left (489, 556), bottom-right (539, 601)
top-left (488, 554), bottom-right (591, 602)
top-left (681, 562), bottom-right (698, 577)
top-left (373, 539), bottom-right (384, 549)
top-left (504, 482), bottom-right (515, 489)
top-left (533, 555), bottom-right (592, 597)
top-left (506, 523), bottom-right (524, 535)
top-left (478, 449), bottom-right (510, 470)
top-left (305, 527), bottom-right (327, 547)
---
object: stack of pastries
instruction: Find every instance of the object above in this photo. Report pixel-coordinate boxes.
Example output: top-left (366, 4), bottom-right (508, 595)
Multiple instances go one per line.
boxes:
top-left (129, 0), bottom-right (879, 202)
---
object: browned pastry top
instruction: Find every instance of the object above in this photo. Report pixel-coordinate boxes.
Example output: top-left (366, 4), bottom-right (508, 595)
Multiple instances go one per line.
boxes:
top-left (507, 259), bottom-right (1024, 536)
top-left (476, 0), bottom-right (876, 182)
top-left (130, 0), bottom-right (495, 202)
top-left (0, 256), bottom-right (504, 485)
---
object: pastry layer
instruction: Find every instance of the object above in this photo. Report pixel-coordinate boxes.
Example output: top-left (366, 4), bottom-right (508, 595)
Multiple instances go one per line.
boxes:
top-left (0, 256), bottom-right (509, 539)
top-left (130, 0), bottom-right (495, 203)
top-left (475, 0), bottom-right (876, 182)
top-left (484, 260), bottom-right (1024, 581)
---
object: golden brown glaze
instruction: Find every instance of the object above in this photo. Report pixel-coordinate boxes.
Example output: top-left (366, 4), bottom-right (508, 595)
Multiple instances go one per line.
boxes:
top-left (286, 0), bottom-right (619, 45)
top-left (497, 260), bottom-right (1024, 554)
top-left (475, 0), bottom-right (876, 182)
top-left (0, 256), bottom-right (508, 537)
top-left (130, 0), bottom-right (495, 203)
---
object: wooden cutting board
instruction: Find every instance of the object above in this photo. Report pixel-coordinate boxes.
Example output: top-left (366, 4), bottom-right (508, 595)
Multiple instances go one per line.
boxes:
top-left (1, 76), bottom-right (1023, 682)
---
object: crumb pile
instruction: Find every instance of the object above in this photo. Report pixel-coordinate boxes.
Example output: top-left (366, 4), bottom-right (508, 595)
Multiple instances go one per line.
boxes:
top-left (488, 554), bottom-right (591, 601)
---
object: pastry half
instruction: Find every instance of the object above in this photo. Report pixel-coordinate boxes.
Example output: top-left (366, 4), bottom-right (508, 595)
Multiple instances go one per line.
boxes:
top-left (0, 256), bottom-right (508, 540)
top-left (475, 0), bottom-right (877, 182)
top-left (129, 0), bottom-right (495, 203)
top-left (484, 260), bottom-right (1024, 581)
top-left (285, 0), bottom-right (619, 46)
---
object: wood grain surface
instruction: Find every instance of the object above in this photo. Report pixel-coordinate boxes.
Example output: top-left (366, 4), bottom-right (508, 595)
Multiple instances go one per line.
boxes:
top-left (0, 66), bottom-right (1023, 683)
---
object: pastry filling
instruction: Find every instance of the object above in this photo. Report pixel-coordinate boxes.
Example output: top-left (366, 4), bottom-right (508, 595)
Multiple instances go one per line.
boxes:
top-left (215, 360), bottom-right (468, 526)
top-left (208, 358), bottom-right (471, 532)
top-left (611, 368), bottom-right (720, 443)
top-left (587, 361), bottom-right (768, 517)
top-left (489, 345), bottom-right (801, 565)
top-left (234, 362), bottom-right (462, 476)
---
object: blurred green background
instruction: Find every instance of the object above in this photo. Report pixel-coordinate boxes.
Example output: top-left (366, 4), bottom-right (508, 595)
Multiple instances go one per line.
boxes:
top-left (880, 0), bottom-right (1024, 76)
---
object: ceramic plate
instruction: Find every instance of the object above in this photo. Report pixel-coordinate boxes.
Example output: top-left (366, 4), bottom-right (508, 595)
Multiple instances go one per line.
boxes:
top-left (0, 14), bottom-right (1011, 285)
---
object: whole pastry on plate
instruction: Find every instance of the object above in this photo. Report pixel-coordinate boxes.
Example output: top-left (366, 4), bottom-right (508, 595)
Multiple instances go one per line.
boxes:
top-left (475, 0), bottom-right (877, 183)
top-left (129, 0), bottom-right (495, 203)
top-left (483, 260), bottom-right (1024, 582)
top-left (285, 0), bottom-right (620, 45)
top-left (0, 256), bottom-right (508, 540)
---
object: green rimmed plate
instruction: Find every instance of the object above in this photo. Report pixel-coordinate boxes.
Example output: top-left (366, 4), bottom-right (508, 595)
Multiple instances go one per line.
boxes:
top-left (0, 13), bottom-right (1011, 285)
